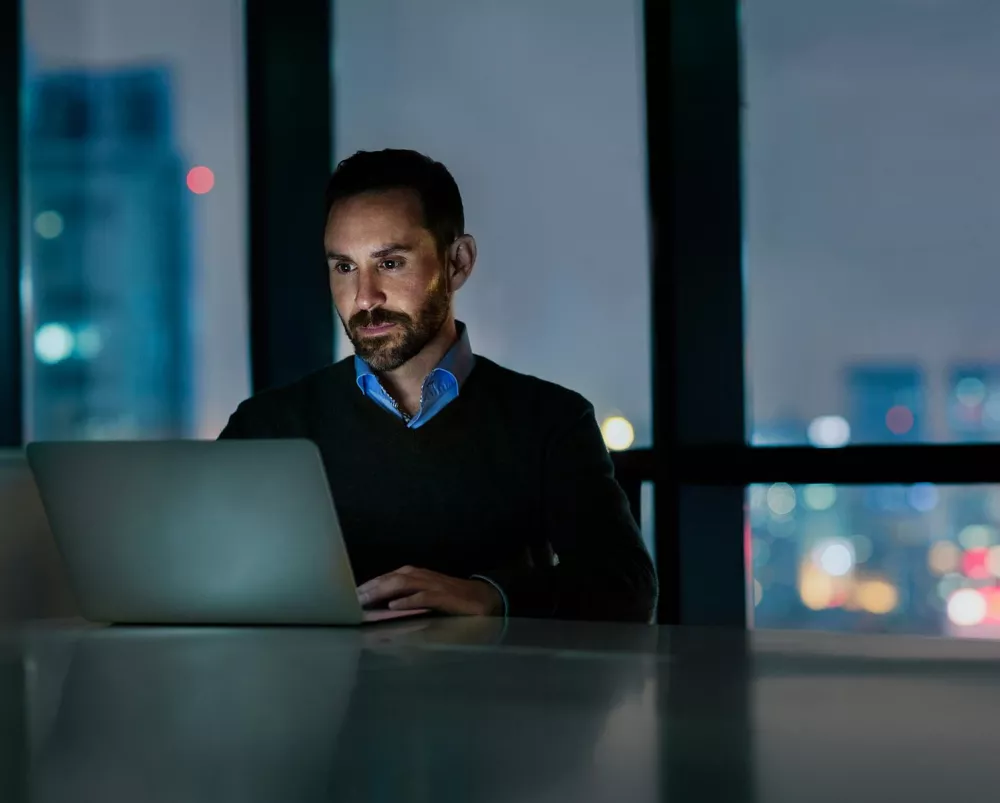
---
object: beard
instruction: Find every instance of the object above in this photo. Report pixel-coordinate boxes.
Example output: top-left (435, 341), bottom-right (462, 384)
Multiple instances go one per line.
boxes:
top-left (341, 276), bottom-right (451, 372)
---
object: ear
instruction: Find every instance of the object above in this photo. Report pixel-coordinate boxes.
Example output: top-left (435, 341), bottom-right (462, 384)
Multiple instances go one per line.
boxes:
top-left (445, 234), bottom-right (477, 293)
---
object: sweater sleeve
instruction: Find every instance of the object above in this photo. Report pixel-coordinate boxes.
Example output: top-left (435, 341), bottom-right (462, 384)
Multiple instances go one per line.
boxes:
top-left (480, 400), bottom-right (658, 623)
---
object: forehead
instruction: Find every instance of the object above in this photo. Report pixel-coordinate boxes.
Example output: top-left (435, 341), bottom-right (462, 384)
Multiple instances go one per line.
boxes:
top-left (324, 189), bottom-right (431, 249)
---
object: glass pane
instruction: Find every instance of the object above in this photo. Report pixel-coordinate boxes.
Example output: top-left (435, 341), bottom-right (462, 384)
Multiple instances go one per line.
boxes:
top-left (749, 482), bottom-right (1000, 639)
top-left (22, 0), bottom-right (249, 441)
top-left (332, 0), bottom-right (651, 448)
top-left (743, 1), bottom-right (1000, 445)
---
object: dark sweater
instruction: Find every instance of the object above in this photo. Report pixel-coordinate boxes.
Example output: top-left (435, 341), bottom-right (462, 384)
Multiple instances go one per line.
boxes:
top-left (219, 356), bottom-right (657, 622)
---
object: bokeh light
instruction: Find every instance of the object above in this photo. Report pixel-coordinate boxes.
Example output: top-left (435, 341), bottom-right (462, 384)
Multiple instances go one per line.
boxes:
top-left (803, 484), bottom-right (837, 511)
top-left (958, 524), bottom-right (996, 550)
top-left (34, 323), bottom-right (74, 364)
top-left (962, 547), bottom-right (991, 580)
top-left (987, 546), bottom-right (1000, 578)
top-left (34, 210), bottom-right (64, 239)
top-left (907, 483), bottom-right (939, 512)
top-left (186, 165), bottom-right (215, 194)
top-left (857, 579), bottom-right (898, 615)
top-left (766, 483), bottom-right (797, 516)
top-left (956, 377), bottom-right (987, 407)
top-left (601, 416), bottom-right (635, 451)
top-left (885, 405), bottom-right (914, 435)
top-left (815, 539), bottom-right (854, 577)
top-left (983, 588), bottom-right (1000, 622)
top-left (807, 415), bottom-right (851, 448)
top-left (799, 565), bottom-right (835, 610)
top-left (753, 579), bottom-right (763, 607)
top-left (937, 572), bottom-right (965, 601)
top-left (75, 325), bottom-right (103, 359)
top-left (947, 588), bottom-right (987, 627)
top-left (928, 541), bottom-right (961, 576)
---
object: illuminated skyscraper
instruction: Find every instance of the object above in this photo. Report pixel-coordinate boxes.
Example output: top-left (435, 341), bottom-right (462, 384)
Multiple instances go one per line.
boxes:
top-left (24, 66), bottom-right (191, 440)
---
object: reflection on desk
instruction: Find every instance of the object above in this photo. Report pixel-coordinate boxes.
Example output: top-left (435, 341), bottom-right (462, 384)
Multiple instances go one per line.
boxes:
top-left (5, 618), bottom-right (660, 803)
top-left (5, 619), bottom-right (1000, 802)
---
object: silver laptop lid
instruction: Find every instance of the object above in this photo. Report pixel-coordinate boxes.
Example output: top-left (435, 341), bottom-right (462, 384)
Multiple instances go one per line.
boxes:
top-left (26, 440), bottom-right (364, 625)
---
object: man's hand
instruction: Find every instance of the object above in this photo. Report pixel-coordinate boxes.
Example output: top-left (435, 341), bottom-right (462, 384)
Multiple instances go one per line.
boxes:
top-left (357, 566), bottom-right (503, 616)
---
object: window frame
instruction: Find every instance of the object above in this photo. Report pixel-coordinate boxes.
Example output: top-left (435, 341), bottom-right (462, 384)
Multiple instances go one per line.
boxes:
top-left (3, 0), bottom-right (989, 627)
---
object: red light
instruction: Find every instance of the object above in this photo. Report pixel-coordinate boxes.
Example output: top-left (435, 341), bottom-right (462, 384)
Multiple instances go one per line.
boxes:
top-left (885, 405), bottom-right (914, 435)
top-left (963, 548), bottom-right (991, 580)
top-left (186, 166), bottom-right (215, 195)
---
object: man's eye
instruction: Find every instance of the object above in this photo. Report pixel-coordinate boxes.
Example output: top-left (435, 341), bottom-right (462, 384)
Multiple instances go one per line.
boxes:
top-left (334, 262), bottom-right (354, 274)
top-left (380, 259), bottom-right (401, 270)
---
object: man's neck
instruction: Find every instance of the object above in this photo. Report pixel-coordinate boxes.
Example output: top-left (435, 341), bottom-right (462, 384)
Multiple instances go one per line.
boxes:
top-left (378, 317), bottom-right (458, 416)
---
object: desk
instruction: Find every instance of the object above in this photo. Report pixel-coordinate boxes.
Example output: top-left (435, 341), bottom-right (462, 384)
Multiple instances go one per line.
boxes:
top-left (2, 619), bottom-right (1000, 802)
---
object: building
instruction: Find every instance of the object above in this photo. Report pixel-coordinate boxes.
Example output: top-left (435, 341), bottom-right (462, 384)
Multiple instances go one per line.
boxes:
top-left (24, 66), bottom-right (191, 440)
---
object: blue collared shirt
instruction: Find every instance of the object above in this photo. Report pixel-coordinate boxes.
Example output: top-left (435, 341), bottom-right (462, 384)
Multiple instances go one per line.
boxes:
top-left (354, 321), bottom-right (476, 428)
top-left (354, 321), bottom-right (509, 615)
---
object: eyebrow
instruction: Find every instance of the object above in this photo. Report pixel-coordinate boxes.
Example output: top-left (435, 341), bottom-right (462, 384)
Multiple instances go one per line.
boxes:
top-left (325, 243), bottom-right (414, 262)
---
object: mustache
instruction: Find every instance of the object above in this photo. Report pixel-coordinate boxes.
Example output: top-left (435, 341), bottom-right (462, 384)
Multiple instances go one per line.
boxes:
top-left (348, 308), bottom-right (412, 330)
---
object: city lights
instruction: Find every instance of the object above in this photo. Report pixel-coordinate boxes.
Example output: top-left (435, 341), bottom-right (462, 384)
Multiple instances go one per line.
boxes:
top-left (856, 579), bottom-right (898, 615)
top-left (937, 573), bottom-right (964, 601)
top-left (958, 524), bottom-right (995, 550)
top-left (928, 541), bottom-right (961, 576)
top-left (885, 405), bottom-right (914, 435)
top-left (987, 546), bottom-right (1000, 578)
top-left (75, 325), bottom-right (103, 359)
top-left (34, 210), bottom-right (64, 239)
top-left (807, 415), bottom-right (851, 448)
top-left (600, 416), bottom-right (635, 451)
top-left (34, 323), bottom-right (74, 364)
top-left (962, 548), bottom-right (991, 580)
top-left (907, 483), bottom-right (939, 512)
top-left (956, 377), bottom-right (987, 407)
top-left (815, 539), bottom-right (854, 577)
top-left (799, 566), bottom-right (835, 610)
top-left (186, 165), bottom-right (215, 194)
top-left (947, 589), bottom-right (987, 627)
top-left (803, 483), bottom-right (837, 511)
top-left (766, 483), bottom-right (796, 516)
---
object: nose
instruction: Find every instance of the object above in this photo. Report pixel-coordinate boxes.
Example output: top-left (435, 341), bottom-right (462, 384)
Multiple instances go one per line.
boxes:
top-left (354, 268), bottom-right (386, 312)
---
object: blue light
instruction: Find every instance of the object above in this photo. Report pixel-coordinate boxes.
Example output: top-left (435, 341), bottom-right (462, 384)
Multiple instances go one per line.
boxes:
top-left (908, 483), bottom-right (939, 513)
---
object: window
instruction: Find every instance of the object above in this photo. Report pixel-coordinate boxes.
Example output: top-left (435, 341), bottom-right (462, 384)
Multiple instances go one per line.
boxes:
top-left (750, 483), bottom-right (1000, 638)
top-left (22, 0), bottom-right (249, 441)
top-left (331, 0), bottom-right (651, 448)
top-left (743, 0), bottom-right (1000, 447)
top-left (742, 0), bottom-right (1000, 638)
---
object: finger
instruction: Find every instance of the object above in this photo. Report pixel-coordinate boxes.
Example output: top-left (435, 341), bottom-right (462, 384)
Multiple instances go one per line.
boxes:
top-left (358, 575), bottom-right (429, 607)
top-left (389, 591), bottom-right (477, 615)
top-left (356, 566), bottom-right (423, 597)
top-left (388, 591), bottom-right (439, 611)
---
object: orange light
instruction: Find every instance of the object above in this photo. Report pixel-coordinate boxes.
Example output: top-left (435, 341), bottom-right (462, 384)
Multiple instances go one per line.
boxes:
top-left (186, 166), bottom-right (215, 194)
top-left (799, 565), bottom-right (835, 610)
top-left (856, 579), bottom-right (898, 615)
top-left (984, 588), bottom-right (1000, 622)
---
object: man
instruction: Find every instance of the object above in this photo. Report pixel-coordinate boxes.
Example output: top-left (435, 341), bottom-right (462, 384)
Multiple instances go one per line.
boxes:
top-left (220, 149), bottom-right (657, 622)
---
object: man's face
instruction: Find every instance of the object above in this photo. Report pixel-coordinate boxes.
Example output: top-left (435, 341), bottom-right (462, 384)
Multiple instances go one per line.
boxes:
top-left (325, 189), bottom-right (451, 372)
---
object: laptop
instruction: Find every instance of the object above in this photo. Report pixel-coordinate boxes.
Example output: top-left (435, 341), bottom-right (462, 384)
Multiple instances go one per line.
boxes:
top-left (25, 439), bottom-right (429, 625)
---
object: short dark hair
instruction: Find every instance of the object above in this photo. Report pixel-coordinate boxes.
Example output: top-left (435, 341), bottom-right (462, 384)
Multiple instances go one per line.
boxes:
top-left (324, 149), bottom-right (465, 253)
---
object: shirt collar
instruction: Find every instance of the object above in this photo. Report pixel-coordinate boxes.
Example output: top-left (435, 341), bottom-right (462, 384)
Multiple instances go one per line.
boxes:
top-left (354, 320), bottom-right (476, 395)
